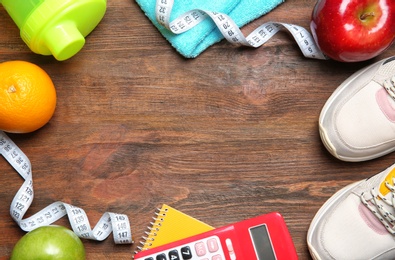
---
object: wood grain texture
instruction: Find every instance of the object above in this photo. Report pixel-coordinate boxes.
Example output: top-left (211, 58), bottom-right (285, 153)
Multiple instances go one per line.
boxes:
top-left (1, 0), bottom-right (395, 259)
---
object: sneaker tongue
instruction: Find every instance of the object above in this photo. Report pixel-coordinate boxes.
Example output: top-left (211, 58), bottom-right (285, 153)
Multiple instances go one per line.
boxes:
top-left (379, 168), bottom-right (395, 197)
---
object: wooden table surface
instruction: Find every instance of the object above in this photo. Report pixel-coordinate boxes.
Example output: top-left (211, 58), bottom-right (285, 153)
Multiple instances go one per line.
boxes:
top-left (1, 0), bottom-right (395, 259)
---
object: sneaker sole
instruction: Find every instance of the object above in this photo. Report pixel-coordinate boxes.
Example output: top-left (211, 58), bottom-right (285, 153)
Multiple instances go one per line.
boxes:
top-left (307, 180), bottom-right (362, 260)
top-left (319, 59), bottom-right (387, 162)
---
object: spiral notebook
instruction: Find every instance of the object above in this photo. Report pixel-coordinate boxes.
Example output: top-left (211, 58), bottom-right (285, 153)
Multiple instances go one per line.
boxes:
top-left (137, 204), bottom-right (214, 251)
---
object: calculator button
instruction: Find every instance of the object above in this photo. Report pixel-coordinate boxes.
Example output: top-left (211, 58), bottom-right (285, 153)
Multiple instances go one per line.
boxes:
top-left (180, 246), bottom-right (193, 259)
top-left (212, 255), bottom-right (223, 260)
top-left (225, 239), bottom-right (234, 252)
top-left (226, 239), bottom-right (236, 260)
top-left (207, 238), bottom-right (219, 253)
top-left (229, 252), bottom-right (236, 260)
top-left (168, 250), bottom-right (180, 260)
top-left (195, 241), bottom-right (206, 256)
top-left (156, 253), bottom-right (167, 260)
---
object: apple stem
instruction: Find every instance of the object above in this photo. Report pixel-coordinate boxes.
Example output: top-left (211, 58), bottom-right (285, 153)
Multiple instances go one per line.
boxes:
top-left (360, 12), bottom-right (375, 20)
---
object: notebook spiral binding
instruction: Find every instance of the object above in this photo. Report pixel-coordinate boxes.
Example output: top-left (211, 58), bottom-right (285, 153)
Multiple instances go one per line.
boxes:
top-left (135, 207), bottom-right (168, 253)
top-left (133, 204), bottom-right (213, 258)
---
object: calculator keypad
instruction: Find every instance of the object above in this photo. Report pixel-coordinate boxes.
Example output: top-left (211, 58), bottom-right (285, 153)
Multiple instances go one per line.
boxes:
top-left (142, 236), bottom-right (226, 260)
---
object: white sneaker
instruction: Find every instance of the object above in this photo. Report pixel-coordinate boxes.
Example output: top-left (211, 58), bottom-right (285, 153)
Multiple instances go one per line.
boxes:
top-left (319, 56), bottom-right (395, 162)
top-left (307, 163), bottom-right (395, 260)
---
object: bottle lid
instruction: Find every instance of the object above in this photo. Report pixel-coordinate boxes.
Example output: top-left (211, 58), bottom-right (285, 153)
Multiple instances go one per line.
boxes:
top-left (20, 0), bottom-right (106, 61)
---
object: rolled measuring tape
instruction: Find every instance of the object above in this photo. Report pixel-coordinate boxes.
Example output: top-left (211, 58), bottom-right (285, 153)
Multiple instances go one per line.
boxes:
top-left (156, 0), bottom-right (327, 60)
top-left (0, 131), bottom-right (132, 244)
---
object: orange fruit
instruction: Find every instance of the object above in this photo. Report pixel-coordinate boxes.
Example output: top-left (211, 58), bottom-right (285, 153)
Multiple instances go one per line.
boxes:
top-left (0, 60), bottom-right (56, 133)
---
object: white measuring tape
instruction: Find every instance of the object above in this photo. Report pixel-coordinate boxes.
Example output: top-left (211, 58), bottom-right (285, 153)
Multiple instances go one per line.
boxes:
top-left (0, 131), bottom-right (132, 244)
top-left (156, 0), bottom-right (327, 60)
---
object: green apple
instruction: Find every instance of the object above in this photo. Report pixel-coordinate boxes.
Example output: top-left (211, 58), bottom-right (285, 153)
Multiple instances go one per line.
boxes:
top-left (11, 225), bottom-right (86, 260)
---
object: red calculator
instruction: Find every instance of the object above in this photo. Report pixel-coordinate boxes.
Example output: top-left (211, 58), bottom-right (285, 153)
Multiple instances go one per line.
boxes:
top-left (134, 212), bottom-right (298, 260)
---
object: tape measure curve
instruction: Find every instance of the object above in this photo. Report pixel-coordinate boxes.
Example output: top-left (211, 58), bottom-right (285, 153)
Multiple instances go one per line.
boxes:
top-left (0, 131), bottom-right (132, 244)
top-left (156, 0), bottom-right (327, 60)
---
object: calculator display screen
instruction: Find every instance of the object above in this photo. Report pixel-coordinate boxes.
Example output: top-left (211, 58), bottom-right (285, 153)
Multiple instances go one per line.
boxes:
top-left (249, 224), bottom-right (276, 260)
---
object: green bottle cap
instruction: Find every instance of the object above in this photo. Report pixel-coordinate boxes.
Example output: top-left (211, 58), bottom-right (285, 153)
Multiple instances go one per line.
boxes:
top-left (1, 0), bottom-right (106, 61)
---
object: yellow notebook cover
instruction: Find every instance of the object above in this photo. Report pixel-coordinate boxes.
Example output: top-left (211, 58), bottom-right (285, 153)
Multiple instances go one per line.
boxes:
top-left (138, 204), bottom-right (214, 251)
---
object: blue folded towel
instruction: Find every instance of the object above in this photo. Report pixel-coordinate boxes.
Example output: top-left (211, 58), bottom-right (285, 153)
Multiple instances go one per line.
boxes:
top-left (135, 0), bottom-right (285, 58)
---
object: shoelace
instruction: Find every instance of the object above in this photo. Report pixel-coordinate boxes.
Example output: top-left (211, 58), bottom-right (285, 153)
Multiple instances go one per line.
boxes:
top-left (361, 181), bottom-right (395, 234)
top-left (383, 76), bottom-right (395, 100)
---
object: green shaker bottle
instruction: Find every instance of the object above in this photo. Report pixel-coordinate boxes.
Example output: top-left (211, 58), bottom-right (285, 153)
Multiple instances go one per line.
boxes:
top-left (0, 0), bottom-right (106, 61)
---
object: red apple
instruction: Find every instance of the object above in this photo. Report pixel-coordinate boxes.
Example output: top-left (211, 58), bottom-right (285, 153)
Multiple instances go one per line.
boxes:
top-left (310, 0), bottom-right (395, 62)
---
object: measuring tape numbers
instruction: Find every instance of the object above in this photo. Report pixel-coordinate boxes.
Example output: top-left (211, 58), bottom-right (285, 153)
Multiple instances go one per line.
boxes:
top-left (0, 131), bottom-right (132, 244)
top-left (156, 0), bottom-right (327, 60)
